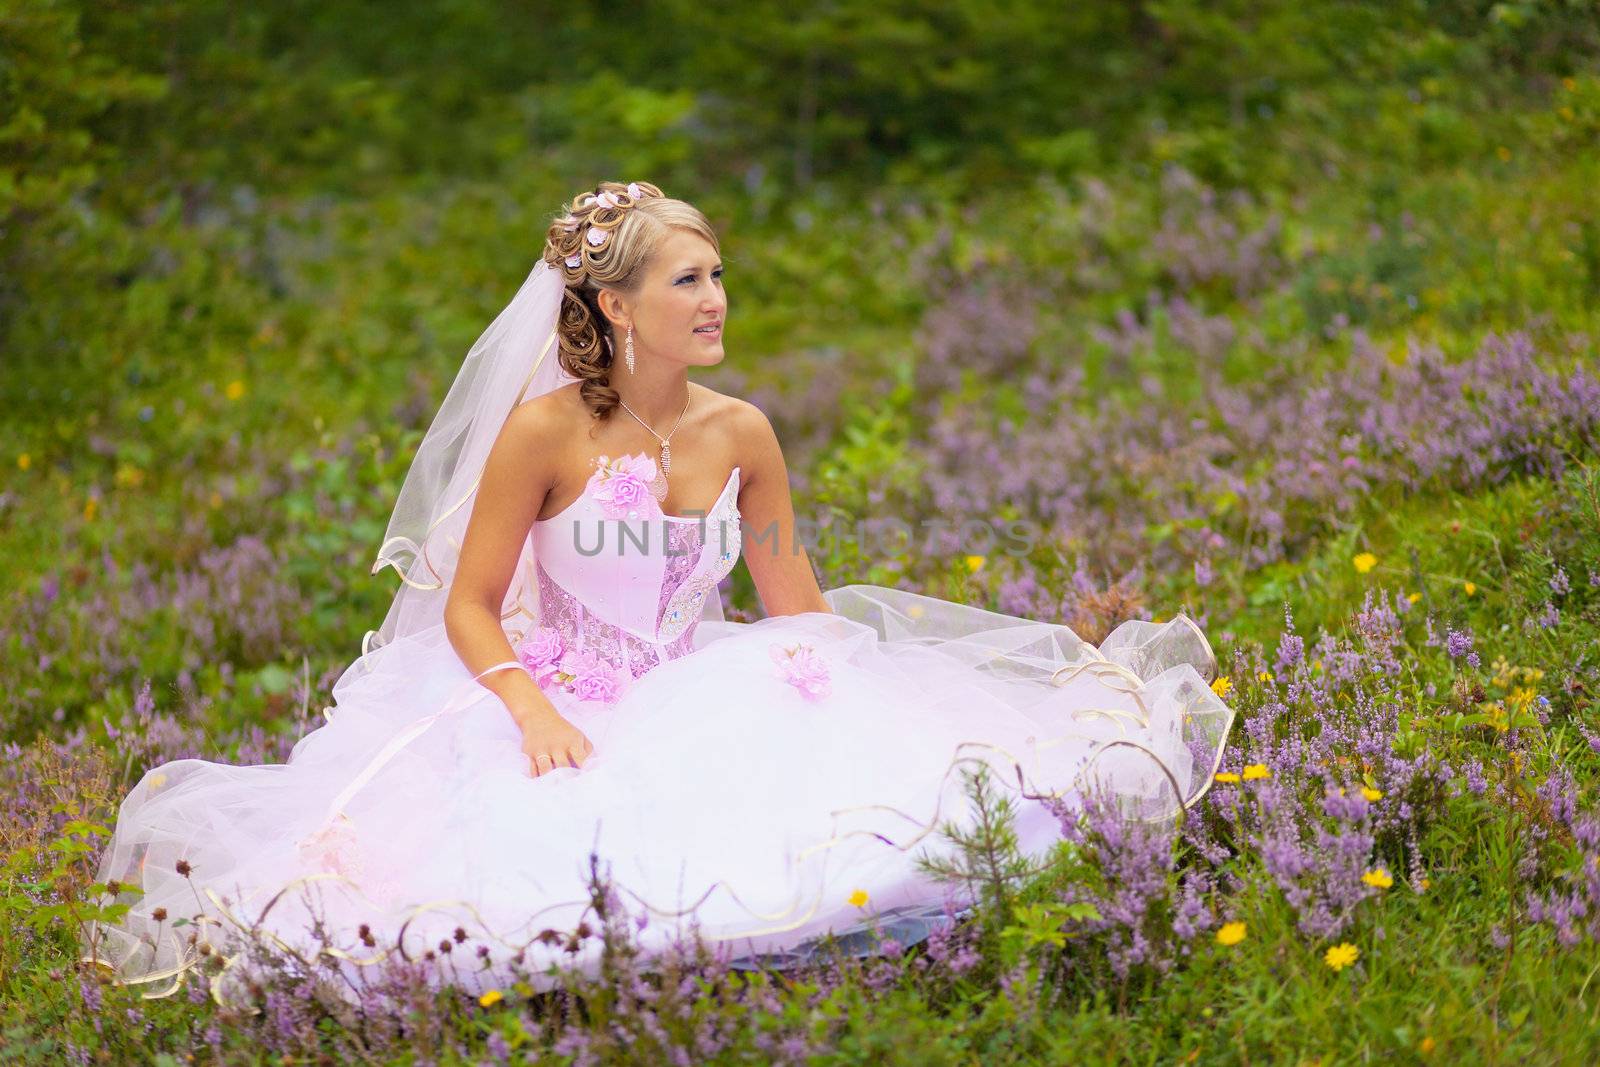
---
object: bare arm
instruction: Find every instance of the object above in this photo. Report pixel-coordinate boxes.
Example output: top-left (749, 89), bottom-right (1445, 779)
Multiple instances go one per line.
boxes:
top-left (443, 398), bottom-right (589, 772)
top-left (735, 403), bottom-right (832, 618)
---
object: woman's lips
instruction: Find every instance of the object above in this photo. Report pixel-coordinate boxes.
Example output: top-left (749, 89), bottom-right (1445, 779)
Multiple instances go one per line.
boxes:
top-left (694, 323), bottom-right (722, 339)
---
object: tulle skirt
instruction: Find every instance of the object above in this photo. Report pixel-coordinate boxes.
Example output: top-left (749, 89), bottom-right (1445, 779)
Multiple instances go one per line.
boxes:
top-left (83, 584), bottom-right (1233, 1002)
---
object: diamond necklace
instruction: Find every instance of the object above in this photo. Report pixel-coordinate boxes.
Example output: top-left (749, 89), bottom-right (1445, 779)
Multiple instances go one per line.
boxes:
top-left (616, 387), bottom-right (692, 478)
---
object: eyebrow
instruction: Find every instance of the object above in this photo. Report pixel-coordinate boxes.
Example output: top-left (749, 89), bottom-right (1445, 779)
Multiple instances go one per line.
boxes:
top-left (674, 263), bottom-right (723, 273)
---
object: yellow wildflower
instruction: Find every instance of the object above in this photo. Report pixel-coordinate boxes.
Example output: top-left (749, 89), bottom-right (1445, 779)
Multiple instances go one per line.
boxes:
top-left (225, 380), bottom-right (246, 401)
top-left (16, 453), bottom-right (30, 471)
top-left (1215, 922), bottom-right (1247, 946)
top-left (1361, 868), bottom-right (1394, 890)
top-left (1419, 1035), bottom-right (1436, 1054)
top-left (1420, 877), bottom-right (1431, 892)
top-left (1407, 592), bottom-right (1421, 604)
top-left (1482, 702), bottom-right (1509, 733)
top-left (1360, 786), bottom-right (1383, 802)
top-left (83, 497), bottom-right (98, 522)
top-left (1242, 764), bottom-right (1271, 781)
top-left (847, 888), bottom-right (869, 908)
top-left (1352, 552), bottom-right (1377, 574)
top-left (1323, 942), bottom-right (1360, 971)
top-left (964, 555), bottom-right (985, 573)
top-left (1563, 76), bottom-right (1577, 91)
top-left (1215, 772), bottom-right (1241, 783)
top-left (1257, 670), bottom-right (1273, 682)
top-left (478, 989), bottom-right (503, 1008)
top-left (147, 773), bottom-right (167, 789)
top-left (1210, 676), bottom-right (1233, 699)
top-left (1463, 581), bottom-right (1476, 596)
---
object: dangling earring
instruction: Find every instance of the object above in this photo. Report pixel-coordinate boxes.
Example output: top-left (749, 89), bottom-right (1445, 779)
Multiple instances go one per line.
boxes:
top-left (624, 323), bottom-right (636, 374)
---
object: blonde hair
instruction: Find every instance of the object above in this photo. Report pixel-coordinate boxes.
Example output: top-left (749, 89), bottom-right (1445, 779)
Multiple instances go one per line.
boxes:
top-left (542, 181), bottom-right (720, 420)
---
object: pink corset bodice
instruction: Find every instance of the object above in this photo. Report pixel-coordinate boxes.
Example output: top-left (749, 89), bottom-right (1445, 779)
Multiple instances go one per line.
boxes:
top-left (526, 462), bottom-right (742, 684)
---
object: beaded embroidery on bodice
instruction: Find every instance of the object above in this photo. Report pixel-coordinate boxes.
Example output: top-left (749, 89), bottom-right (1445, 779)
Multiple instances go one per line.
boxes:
top-left (525, 462), bottom-right (742, 684)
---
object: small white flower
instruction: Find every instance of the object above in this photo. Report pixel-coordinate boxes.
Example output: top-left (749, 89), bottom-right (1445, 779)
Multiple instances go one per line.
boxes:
top-left (564, 253), bottom-right (582, 269)
top-left (586, 227), bottom-right (608, 247)
top-left (596, 191), bottom-right (619, 210)
top-left (627, 182), bottom-right (642, 198)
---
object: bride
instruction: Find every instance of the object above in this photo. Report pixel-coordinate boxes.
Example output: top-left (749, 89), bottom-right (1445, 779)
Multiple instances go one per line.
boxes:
top-left (84, 180), bottom-right (1235, 1001)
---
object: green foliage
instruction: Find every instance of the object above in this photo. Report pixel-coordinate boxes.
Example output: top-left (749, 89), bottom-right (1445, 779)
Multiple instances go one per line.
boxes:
top-left (915, 763), bottom-right (1043, 945)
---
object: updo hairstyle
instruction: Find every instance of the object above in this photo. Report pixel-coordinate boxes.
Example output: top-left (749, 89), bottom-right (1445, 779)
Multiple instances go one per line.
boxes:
top-left (541, 181), bottom-right (720, 420)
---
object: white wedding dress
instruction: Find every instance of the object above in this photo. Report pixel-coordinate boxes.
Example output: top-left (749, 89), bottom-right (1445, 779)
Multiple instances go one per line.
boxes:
top-left (85, 452), bottom-right (1233, 1001)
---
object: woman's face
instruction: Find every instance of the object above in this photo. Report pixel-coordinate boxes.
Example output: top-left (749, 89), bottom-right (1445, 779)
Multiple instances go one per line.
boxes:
top-left (607, 229), bottom-right (725, 369)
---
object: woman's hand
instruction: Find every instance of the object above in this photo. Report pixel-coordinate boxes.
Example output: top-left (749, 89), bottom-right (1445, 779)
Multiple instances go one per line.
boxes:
top-left (518, 709), bottom-right (594, 778)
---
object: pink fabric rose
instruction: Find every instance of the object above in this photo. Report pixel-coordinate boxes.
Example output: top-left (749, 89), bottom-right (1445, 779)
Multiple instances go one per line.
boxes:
top-left (297, 814), bottom-right (363, 880)
top-left (571, 668), bottom-right (625, 704)
top-left (518, 627), bottom-right (567, 690)
top-left (770, 642), bottom-right (831, 700)
top-left (517, 627), bottom-right (566, 671)
top-left (556, 648), bottom-right (627, 705)
top-left (589, 454), bottom-right (661, 519)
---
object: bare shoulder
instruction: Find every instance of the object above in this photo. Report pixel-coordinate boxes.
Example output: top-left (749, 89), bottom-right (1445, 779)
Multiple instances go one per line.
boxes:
top-left (693, 387), bottom-right (788, 484)
top-left (691, 384), bottom-right (777, 454)
top-left (687, 383), bottom-right (766, 438)
top-left (502, 382), bottom-right (587, 447)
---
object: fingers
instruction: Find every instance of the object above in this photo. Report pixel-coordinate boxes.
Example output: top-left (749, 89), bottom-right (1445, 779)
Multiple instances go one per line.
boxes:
top-left (527, 724), bottom-right (597, 777)
top-left (529, 745), bottom-right (593, 777)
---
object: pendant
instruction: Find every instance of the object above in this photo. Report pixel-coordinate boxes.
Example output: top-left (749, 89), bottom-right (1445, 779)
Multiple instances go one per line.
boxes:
top-left (660, 441), bottom-right (671, 476)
